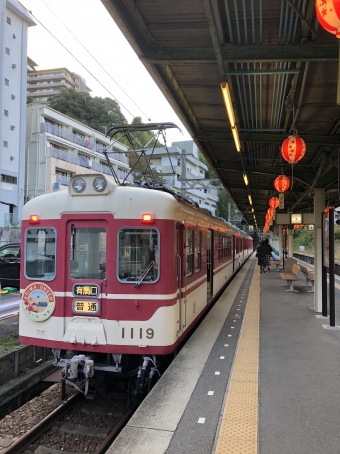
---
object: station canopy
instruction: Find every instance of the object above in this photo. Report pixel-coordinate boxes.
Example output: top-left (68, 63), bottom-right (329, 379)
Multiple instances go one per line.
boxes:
top-left (102, 0), bottom-right (340, 228)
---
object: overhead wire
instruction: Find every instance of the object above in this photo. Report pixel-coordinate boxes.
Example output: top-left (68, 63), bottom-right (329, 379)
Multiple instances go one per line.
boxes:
top-left (40, 0), bottom-right (151, 122)
top-left (23, 5), bottom-right (136, 119)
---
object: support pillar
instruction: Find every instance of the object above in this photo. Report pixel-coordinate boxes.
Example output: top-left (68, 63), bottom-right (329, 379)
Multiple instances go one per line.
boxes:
top-left (314, 188), bottom-right (325, 313)
top-left (287, 229), bottom-right (293, 257)
top-left (278, 227), bottom-right (283, 257)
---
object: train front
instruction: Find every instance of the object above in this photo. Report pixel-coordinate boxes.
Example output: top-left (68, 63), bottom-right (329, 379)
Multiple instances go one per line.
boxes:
top-left (19, 174), bottom-right (179, 395)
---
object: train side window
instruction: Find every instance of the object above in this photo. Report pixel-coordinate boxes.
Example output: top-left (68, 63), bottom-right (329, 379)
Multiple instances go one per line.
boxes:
top-left (218, 234), bottom-right (223, 261)
top-left (25, 228), bottom-right (56, 280)
top-left (194, 230), bottom-right (201, 273)
top-left (118, 228), bottom-right (159, 284)
top-left (185, 230), bottom-right (193, 276)
top-left (70, 227), bottom-right (106, 280)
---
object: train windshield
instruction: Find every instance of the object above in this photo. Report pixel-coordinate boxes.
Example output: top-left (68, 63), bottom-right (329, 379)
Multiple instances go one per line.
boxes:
top-left (118, 228), bottom-right (159, 283)
top-left (70, 227), bottom-right (106, 280)
top-left (25, 228), bottom-right (56, 280)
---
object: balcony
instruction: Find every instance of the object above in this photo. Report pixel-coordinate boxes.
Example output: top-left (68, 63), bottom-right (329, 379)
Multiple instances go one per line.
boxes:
top-left (48, 148), bottom-right (133, 183)
top-left (95, 143), bottom-right (129, 164)
top-left (41, 122), bottom-right (95, 150)
top-left (42, 123), bottom-right (129, 166)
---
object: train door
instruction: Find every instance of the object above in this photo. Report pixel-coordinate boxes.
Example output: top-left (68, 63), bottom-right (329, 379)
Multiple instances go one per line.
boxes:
top-left (233, 234), bottom-right (236, 272)
top-left (207, 229), bottom-right (213, 301)
top-left (67, 220), bottom-right (107, 323)
top-left (176, 224), bottom-right (186, 331)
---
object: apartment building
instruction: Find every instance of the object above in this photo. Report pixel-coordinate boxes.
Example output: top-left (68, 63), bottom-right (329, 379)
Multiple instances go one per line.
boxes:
top-left (26, 103), bottom-right (132, 200)
top-left (27, 67), bottom-right (91, 103)
top-left (145, 140), bottom-right (220, 215)
top-left (0, 0), bottom-right (35, 227)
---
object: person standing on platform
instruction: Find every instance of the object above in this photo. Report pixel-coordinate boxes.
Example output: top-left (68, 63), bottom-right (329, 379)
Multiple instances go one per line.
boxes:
top-left (264, 238), bottom-right (273, 271)
top-left (257, 241), bottom-right (267, 273)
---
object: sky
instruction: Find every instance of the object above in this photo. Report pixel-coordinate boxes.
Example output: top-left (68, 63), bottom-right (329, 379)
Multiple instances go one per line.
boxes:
top-left (19, 0), bottom-right (191, 144)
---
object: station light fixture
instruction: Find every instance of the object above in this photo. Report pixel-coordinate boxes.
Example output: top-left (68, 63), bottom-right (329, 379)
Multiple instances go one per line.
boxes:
top-left (231, 126), bottom-right (241, 152)
top-left (220, 80), bottom-right (241, 152)
top-left (243, 173), bottom-right (249, 186)
top-left (220, 81), bottom-right (235, 128)
top-left (248, 194), bottom-right (253, 205)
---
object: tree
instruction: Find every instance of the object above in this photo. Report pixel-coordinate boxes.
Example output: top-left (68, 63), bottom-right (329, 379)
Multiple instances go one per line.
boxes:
top-left (27, 96), bottom-right (34, 104)
top-left (47, 88), bottom-right (127, 132)
top-left (198, 150), bottom-right (218, 180)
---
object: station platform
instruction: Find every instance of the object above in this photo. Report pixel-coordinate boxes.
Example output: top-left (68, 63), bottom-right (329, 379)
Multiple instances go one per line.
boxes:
top-left (107, 255), bottom-right (340, 454)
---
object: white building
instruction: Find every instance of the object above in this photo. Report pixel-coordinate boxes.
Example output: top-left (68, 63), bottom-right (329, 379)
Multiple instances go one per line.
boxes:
top-left (145, 140), bottom-right (220, 215)
top-left (0, 0), bottom-right (35, 227)
top-left (26, 103), bottom-right (132, 200)
top-left (27, 67), bottom-right (92, 103)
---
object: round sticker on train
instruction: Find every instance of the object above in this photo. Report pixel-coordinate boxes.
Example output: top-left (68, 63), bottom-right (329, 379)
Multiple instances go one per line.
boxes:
top-left (22, 283), bottom-right (56, 322)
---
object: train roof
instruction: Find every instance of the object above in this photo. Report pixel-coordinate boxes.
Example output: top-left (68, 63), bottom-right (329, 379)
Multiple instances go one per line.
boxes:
top-left (22, 174), bottom-right (252, 238)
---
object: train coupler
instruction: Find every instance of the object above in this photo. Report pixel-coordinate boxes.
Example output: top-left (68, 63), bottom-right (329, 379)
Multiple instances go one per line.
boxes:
top-left (57, 354), bottom-right (94, 396)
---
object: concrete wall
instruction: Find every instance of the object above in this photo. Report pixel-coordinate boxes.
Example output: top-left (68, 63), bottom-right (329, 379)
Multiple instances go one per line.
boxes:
top-left (0, 344), bottom-right (48, 385)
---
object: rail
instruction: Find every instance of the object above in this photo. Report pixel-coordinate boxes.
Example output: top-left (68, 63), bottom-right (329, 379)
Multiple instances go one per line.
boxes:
top-left (3, 392), bottom-right (83, 454)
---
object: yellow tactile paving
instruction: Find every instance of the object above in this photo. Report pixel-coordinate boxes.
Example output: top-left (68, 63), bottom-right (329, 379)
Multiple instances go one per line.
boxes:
top-left (215, 438), bottom-right (258, 454)
top-left (225, 392), bottom-right (258, 407)
top-left (215, 261), bottom-right (260, 454)
top-left (228, 380), bottom-right (258, 394)
top-left (232, 362), bottom-right (259, 374)
top-left (231, 370), bottom-right (258, 382)
top-left (222, 404), bottom-right (258, 422)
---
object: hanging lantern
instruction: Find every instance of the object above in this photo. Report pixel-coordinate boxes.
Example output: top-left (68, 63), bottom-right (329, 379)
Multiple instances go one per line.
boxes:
top-left (269, 197), bottom-right (279, 209)
top-left (267, 207), bottom-right (275, 217)
top-left (315, 0), bottom-right (340, 38)
top-left (265, 213), bottom-right (271, 223)
top-left (281, 136), bottom-right (306, 164)
top-left (274, 175), bottom-right (290, 192)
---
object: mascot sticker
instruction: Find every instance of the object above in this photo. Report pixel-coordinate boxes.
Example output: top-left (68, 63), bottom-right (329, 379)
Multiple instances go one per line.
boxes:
top-left (22, 283), bottom-right (56, 321)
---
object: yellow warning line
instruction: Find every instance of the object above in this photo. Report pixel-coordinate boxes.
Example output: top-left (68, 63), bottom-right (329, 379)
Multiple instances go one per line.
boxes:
top-left (215, 264), bottom-right (260, 454)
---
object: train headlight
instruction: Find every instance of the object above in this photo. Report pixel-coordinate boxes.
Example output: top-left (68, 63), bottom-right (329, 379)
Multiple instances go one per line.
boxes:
top-left (72, 177), bottom-right (86, 193)
top-left (93, 176), bottom-right (107, 192)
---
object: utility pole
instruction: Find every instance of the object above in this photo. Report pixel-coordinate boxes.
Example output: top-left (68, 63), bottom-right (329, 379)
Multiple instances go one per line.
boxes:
top-left (181, 149), bottom-right (186, 197)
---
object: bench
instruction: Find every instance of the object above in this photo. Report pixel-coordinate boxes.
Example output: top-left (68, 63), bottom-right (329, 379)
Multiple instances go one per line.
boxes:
top-left (280, 264), bottom-right (301, 292)
top-left (271, 257), bottom-right (283, 271)
top-left (300, 264), bottom-right (315, 293)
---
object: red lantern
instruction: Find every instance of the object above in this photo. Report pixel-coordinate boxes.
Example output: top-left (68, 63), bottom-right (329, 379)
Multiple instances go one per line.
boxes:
top-left (315, 0), bottom-right (340, 38)
top-left (267, 207), bottom-right (275, 217)
top-left (269, 197), bottom-right (279, 209)
top-left (265, 214), bottom-right (271, 223)
top-left (281, 136), bottom-right (306, 164)
top-left (274, 175), bottom-right (290, 192)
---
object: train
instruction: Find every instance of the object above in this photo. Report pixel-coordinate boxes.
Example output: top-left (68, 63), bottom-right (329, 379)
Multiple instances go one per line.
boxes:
top-left (19, 173), bottom-right (253, 395)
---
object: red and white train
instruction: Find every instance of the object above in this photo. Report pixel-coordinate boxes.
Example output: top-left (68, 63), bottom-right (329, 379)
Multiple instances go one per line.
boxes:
top-left (19, 173), bottom-right (253, 394)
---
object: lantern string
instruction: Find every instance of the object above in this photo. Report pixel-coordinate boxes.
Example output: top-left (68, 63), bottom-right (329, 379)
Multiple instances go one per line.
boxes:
top-left (291, 165), bottom-right (294, 190)
top-left (291, 124), bottom-right (297, 137)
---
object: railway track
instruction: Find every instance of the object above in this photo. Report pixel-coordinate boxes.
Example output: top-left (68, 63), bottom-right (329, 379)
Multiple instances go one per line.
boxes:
top-left (1, 382), bottom-right (142, 454)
